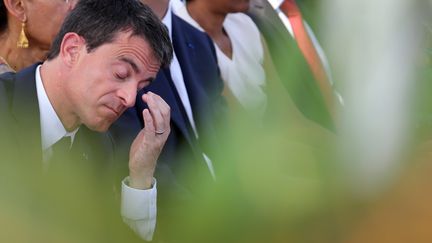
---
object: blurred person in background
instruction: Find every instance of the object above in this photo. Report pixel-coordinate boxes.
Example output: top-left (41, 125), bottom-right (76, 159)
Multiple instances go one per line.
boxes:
top-left (0, 0), bottom-right (76, 74)
top-left (174, 0), bottom-right (331, 132)
top-left (173, 0), bottom-right (334, 152)
top-left (248, 0), bottom-right (338, 130)
top-left (174, 0), bottom-right (270, 120)
top-left (111, 0), bottom-right (226, 241)
top-left (0, 0), bottom-right (173, 241)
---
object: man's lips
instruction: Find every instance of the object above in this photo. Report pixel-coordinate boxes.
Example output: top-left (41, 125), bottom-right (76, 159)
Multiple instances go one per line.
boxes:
top-left (104, 105), bottom-right (122, 118)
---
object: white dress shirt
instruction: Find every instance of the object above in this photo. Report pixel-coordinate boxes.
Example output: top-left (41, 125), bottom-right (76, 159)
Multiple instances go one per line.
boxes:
top-left (35, 65), bottom-right (157, 241)
top-left (35, 65), bottom-right (78, 164)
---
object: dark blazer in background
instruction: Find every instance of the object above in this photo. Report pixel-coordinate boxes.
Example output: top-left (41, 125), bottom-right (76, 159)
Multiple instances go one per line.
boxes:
top-left (248, 0), bottom-right (333, 130)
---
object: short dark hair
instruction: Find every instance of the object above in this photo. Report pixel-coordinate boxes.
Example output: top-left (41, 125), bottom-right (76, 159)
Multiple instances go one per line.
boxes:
top-left (46, 0), bottom-right (172, 68)
top-left (0, 1), bottom-right (7, 33)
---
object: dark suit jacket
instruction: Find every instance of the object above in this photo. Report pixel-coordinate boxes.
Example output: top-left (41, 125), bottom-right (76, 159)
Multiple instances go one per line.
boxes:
top-left (0, 63), bottom-right (114, 167)
top-left (248, 0), bottom-right (333, 130)
top-left (0, 64), bottom-right (146, 242)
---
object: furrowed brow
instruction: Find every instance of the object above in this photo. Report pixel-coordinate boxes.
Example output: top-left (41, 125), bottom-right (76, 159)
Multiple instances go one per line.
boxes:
top-left (120, 57), bottom-right (140, 74)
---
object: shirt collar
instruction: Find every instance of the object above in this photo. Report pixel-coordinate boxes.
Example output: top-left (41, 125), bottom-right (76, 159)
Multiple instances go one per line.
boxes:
top-left (161, 2), bottom-right (173, 40)
top-left (35, 65), bottom-right (78, 151)
top-left (268, 0), bottom-right (284, 9)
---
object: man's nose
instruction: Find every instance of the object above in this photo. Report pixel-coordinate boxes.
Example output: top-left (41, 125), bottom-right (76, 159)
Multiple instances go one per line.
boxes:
top-left (117, 83), bottom-right (137, 108)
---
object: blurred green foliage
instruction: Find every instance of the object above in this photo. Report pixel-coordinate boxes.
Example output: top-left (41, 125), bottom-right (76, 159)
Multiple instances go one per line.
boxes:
top-left (2, 2), bottom-right (432, 243)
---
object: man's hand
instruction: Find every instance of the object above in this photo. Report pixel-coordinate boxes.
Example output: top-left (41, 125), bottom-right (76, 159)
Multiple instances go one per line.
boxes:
top-left (128, 92), bottom-right (170, 189)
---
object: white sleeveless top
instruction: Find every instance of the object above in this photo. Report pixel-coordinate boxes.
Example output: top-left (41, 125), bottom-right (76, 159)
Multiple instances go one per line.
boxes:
top-left (174, 4), bottom-right (267, 117)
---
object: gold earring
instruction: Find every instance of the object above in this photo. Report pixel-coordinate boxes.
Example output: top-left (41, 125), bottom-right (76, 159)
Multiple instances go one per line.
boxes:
top-left (17, 22), bottom-right (29, 48)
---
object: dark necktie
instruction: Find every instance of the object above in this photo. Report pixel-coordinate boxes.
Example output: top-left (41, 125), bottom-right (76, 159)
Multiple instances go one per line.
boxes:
top-left (50, 136), bottom-right (72, 164)
top-left (280, 0), bottom-right (335, 120)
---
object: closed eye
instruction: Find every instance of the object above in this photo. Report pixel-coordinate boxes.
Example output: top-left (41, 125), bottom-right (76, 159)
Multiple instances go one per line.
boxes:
top-left (115, 73), bottom-right (128, 80)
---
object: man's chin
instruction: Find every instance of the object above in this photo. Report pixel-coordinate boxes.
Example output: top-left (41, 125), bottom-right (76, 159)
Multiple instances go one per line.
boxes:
top-left (85, 120), bottom-right (113, 132)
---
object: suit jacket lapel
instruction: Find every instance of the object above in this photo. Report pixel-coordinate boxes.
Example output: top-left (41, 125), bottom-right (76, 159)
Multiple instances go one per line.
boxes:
top-left (71, 126), bottom-right (115, 169)
top-left (10, 63), bottom-right (43, 162)
top-left (171, 14), bottom-right (209, 137)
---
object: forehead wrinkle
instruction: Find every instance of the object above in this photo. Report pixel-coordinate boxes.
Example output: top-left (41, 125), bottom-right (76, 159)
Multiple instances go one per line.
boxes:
top-left (119, 57), bottom-right (140, 74)
top-left (116, 45), bottom-right (160, 75)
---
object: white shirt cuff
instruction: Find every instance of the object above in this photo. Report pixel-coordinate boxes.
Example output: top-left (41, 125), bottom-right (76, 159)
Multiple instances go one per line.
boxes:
top-left (121, 176), bottom-right (157, 241)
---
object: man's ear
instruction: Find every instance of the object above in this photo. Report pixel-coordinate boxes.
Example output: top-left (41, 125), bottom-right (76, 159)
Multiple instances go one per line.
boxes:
top-left (3, 0), bottom-right (26, 22)
top-left (60, 32), bottom-right (86, 67)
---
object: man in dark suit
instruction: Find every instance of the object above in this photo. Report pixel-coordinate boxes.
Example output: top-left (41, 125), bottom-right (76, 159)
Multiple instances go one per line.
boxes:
top-left (110, 0), bottom-right (225, 240)
top-left (0, 0), bottom-right (172, 241)
top-left (248, 0), bottom-right (335, 130)
top-left (112, 0), bottom-right (223, 197)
